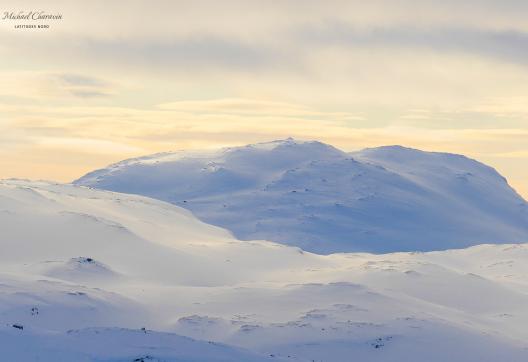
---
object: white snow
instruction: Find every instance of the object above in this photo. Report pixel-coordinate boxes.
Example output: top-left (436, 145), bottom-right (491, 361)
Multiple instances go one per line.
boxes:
top-left (1, 179), bottom-right (527, 361)
top-left (75, 139), bottom-right (528, 254)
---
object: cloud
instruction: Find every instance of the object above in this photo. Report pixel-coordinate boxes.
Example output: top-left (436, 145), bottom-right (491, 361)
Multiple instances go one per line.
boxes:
top-left (57, 73), bottom-right (108, 87)
top-left (158, 98), bottom-right (365, 120)
top-left (0, 72), bottom-right (115, 99)
top-left (76, 36), bottom-right (277, 72)
top-left (297, 23), bottom-right (528, 66)
top-left (55, 73), bottom-right (113, 98)
top-left (35, 137), bottom-right (143, 154)
top-left (492, 150), bottom-right (528, 158)
top-left (3, 99), bottom-right (526, 154)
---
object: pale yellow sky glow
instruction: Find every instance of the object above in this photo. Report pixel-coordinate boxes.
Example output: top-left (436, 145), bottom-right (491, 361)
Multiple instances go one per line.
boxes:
top-left (0, 0), bottom-right (527, 198)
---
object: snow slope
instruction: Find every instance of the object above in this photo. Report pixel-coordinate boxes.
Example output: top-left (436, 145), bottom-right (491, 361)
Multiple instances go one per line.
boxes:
top-left (75, 139), bottom-right (528, 254)
top-left (1, 179), bottom-right (528, 361)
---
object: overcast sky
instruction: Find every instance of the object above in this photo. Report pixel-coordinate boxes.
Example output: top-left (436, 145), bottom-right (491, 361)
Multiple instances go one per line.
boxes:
top-left (1, 0), bottom-right (527, 196)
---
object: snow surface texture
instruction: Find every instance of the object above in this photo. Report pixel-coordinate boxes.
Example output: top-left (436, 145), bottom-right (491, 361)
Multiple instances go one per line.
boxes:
top-left (1, 180), bottom-right (528, 361)
top-left (75, 138), bottom-right (528, 254)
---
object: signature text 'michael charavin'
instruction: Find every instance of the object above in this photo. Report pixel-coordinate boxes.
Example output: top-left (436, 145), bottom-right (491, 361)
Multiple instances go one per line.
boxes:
top-left (2, 11), bottom-right (62, 20)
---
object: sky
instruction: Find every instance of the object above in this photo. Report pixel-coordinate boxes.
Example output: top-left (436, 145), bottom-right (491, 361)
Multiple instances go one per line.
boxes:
top-left (0, 0), bottom-right (527, 198)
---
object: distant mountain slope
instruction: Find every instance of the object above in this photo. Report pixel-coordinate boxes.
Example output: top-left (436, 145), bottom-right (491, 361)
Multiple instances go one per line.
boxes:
top-left (75, 139), bottom-right (528, 253)
top-left (1, 180), bottom-right (528, 361)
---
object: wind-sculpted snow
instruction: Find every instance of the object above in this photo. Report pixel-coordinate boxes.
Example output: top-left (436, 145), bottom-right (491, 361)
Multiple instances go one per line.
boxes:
top-left (1, 180), bottom-right (527, 361)
top-left (75, 138), bottom-right (528, 253)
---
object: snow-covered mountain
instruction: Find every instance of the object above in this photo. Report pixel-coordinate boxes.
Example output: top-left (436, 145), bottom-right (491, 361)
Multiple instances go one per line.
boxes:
top-left (75, 138), bottom-right (528, 254)
top-left (1, 179), bottom-right (528, 361)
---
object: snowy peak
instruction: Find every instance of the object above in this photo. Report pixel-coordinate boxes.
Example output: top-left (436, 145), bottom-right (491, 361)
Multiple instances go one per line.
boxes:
top-left (355, 145), bottom-right (506, 182)
top-left (237, 137), bottom-right (345, 156)
top-left (355, 146), bottom-right (526, 211)
top-left (79, 138), bottom-right (344, 175)
top-left (34, 257), bottom-right (120, 283)
top-left (74, 140), bottom-right (528, 254)
top-left (219, 138), bottom-right (346, 173)
top-left (74, 138), bottom-right (346, 200)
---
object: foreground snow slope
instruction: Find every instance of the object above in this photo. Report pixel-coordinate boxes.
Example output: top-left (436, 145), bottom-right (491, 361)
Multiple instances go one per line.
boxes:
top-left (74, 139), bottom-right (528, 254)
top-left (1, 180), bottom-right (527, 361)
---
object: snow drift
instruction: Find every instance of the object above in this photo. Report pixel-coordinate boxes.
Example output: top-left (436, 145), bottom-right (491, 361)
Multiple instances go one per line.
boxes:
top-left (1, 179), bottom-right (527, 361)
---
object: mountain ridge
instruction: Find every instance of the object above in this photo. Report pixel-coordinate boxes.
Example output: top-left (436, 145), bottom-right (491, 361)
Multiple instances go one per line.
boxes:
top-left (74, 138), bottom-right (528, 254)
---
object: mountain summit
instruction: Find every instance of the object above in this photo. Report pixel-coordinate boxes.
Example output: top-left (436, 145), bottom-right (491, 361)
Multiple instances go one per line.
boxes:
top-left (75, 139), bottom-right (528, 254)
